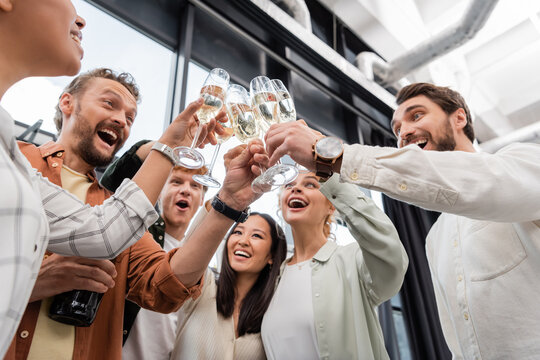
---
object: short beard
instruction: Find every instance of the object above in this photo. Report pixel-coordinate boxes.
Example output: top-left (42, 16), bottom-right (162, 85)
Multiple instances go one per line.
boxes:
top-left (433, 117), bottom-right (456, 151)
top-left (73, 106), bottom-right (120, 167)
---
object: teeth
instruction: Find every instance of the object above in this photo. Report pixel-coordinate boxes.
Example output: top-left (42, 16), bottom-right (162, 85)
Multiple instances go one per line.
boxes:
top-left (413, 139), bottom-right (427, 145)
top-left (288, 199), bottom-right (307, 208)
top-left (100, 129), bottom-right (118, 141)
top-left (234, 250), bottom-right (251, 258)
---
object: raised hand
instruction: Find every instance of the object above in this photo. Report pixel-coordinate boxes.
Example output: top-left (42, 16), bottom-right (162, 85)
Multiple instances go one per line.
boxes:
top-left (30, 254), bottom-right (117, 302)
top-left (220, 139), bottom-right (268, 210)
top-left (264, 120), bottom-right (322, 170)
top-left (158, 99), bottom-right (227, 150)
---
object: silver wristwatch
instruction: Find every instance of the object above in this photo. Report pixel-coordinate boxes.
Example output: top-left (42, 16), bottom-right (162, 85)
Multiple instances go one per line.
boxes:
top-left (151, 142), bottom-right (176, 165)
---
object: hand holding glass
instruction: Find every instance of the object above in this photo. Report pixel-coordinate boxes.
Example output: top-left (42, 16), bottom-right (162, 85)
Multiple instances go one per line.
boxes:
top-left (173, 68), bottom-right (229, 169)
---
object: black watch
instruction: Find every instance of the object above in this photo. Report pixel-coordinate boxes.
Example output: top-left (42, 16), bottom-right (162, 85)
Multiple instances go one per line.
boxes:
top-left (211, 194), bottom-right (250, 223)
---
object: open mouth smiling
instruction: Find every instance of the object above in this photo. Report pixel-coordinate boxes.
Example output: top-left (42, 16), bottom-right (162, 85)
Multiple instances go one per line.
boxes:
top-left (234, 250), bottom-right (251, 258)
top-left (288, 198), bottom-right (308, 209)
top-left (97, 128), bottom-right (119, 147)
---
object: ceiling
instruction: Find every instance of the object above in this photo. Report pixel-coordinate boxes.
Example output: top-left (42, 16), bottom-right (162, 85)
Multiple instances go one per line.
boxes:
top-left (318, 0), bottom-right (540, 151)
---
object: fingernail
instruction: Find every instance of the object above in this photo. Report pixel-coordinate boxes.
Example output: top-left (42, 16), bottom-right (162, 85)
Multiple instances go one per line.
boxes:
top-left (196, 98), bottom-right (204, 104)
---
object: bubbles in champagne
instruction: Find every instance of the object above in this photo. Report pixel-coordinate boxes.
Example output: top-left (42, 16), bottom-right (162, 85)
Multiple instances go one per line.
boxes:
top-left (196, 85), bottom-right (225, 124)
top-left (227, 103), bottom-right (258, 143)
top-left (252, 92), bottom-right (277, 127)
top-left (276, 91), bottom-right (296, 123)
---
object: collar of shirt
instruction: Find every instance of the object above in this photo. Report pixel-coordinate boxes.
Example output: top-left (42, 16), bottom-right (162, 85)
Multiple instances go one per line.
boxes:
top-left (38, 141), bottom-right (98, 182)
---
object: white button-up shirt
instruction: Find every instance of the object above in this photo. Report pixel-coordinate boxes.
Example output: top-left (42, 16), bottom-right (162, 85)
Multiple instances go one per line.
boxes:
top-left (0, 106), bottom-right (158, 358)
top-left (340, 142), bottom-right (540, 360)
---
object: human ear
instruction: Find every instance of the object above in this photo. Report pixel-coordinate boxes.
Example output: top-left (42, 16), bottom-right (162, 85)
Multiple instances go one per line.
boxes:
top-left (0, 0), bottom-right (14, 12)
top-left (58, 93), bottom-right (74, 117)
top-left (452, 108), bottom-right (468, 131)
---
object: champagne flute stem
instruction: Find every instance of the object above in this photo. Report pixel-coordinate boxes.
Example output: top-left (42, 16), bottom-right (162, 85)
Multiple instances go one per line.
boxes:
top-left (207, 143), bottom-right (221, 176)
top-left (190, 123), bottom-right (204, 149)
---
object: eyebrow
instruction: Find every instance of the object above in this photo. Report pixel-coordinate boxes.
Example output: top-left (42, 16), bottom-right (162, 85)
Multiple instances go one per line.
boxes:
top-left (391, 104), bottom-right (425, 129)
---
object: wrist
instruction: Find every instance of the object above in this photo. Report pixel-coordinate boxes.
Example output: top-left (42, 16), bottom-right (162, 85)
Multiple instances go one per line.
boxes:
top-left (217, 191), bottom-right (247, 211)
top-left (211, 193), bottom-right (250, 223)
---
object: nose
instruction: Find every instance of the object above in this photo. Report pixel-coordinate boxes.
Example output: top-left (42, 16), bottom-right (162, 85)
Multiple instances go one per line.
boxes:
top-left (398, 122), bottom-right (415, 147)
top-left (76, 15), bottom-right (86, 30)
top-left (111, 111), bottom-right (128, 128)
top-left (177, 182), bottom-right (192, 196)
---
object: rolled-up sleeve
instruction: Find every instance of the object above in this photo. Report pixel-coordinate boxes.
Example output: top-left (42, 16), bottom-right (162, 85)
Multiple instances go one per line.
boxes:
top-left (125, 235), bottom-right (203, 313)
top-left (42, 175), bottom-right (158, 259)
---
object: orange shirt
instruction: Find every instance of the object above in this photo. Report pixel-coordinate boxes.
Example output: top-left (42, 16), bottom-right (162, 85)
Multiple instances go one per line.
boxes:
top-left (5, 141), bottom-right (201, 360)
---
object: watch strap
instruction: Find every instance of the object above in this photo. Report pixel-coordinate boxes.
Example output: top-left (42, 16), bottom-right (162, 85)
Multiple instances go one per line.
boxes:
top-left (151, 142), bottom-right (176, 165)
top-left (211, 194), bottom-right (250, 223)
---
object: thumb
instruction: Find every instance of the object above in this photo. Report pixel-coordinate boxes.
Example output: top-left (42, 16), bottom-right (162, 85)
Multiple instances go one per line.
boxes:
top-left (230, 147), bottom-right (252, 169)
top-left (174, 98), bottom-right (203, 123)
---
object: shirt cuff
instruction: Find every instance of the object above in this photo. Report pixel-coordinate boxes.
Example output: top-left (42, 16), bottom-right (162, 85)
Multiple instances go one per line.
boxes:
top-left (339, 144), bottom-right (377, 186)
top-left (153, 248), bottom-right (204, 301)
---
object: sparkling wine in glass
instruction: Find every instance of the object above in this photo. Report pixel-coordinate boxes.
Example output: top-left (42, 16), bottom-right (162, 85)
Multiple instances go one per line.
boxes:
top-left (250, 76), bottom-right (297, 193)
top-left (192, 94), bottom-right (235, 188)
top-left (173, 68), bottom-right (229, 169)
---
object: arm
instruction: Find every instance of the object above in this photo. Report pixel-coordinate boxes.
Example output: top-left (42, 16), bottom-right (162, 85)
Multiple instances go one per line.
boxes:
top-left (126, 143), bottom-right (265, 310)
top-left (169, 141), bottom-right (265, 287)
top-left (320, 174), bottom-right (408, 305)
top-left (264, 121), bottom-right (540, 222)
top-left (338, 143), bottom-right (540, 222)
top-left (100, 140), bottom-right (153, 192)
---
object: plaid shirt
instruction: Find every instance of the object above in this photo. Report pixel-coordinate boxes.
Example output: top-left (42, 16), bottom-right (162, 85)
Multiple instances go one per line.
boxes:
top-left (0, 106), bottom-right (158, 358)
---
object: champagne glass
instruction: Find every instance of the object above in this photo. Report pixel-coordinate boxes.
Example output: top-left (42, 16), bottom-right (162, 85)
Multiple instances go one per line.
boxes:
top-left (227, 85), bottom-right (259, 144)
top-left (250, 76), bottom-right (298, 193)
top-left (173, 68), bottom-right (229, 169)
top-left (192, 90), bottom-right (236, 188)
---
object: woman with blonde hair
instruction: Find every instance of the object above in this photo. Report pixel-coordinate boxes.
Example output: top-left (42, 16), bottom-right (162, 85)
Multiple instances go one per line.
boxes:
top-left (261, 172), bottom-right (408, 359)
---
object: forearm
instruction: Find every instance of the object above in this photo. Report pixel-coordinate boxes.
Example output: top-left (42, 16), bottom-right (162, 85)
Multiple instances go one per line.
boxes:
top-left (170, 207), bottom-right (236, 287)
top-left (339, 143), bottom-right (540, 222)
top-left (44, 176), bottom-right (158, 258)
top-left (321, 175), bottom-right (408, 304)
top-left (100, 140), bottom-right (151, 192)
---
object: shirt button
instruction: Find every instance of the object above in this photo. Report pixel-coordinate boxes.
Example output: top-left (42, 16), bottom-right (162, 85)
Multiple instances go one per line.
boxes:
top-left (350, 172), bottom-right (359, 181)
top-left (463, 312), bottom-right (469, 320)
top-left (457, 275), bottom-right (463, 282)
top-left (20, 330), bottom-right (29, 338)
top-left (43, 254), bottom-right (49, 259)
top-left (52, 162), bottom-right (58, 168)
top-left (56, 152), bottom-right (63, 157)
top-left (332, 195), bottom-right (337, 199)
top-left (160, 222), bottom-right (164, 226)
top-left (319, 323), bottom-right (324, 329)
top-left (34, 244), bottom-right (37, 252)
top-left (123, 330), bottom-right (128, 335)
top-left (315, 293), bottom-right (320, 297)
top-left (158, 235), bottom-right (163, 240)
top-left (399, 183), bottom-right (407, 191)
top-left (453, 241), bottom-right (458, 247)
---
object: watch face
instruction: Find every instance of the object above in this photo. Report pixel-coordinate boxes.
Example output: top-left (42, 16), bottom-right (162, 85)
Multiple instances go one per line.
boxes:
top-left (316, 137), bottom-right (343, 159)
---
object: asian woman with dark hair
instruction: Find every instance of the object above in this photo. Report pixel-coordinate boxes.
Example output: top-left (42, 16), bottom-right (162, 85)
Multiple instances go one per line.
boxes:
top-left (170, 212), bottom-right (287, 359)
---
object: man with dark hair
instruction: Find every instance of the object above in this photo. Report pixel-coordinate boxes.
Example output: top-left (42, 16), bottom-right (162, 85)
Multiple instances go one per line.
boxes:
top-left (6, 68), bottom-right (264, 360)
top-left (263, 82), bottom-right (540, 359)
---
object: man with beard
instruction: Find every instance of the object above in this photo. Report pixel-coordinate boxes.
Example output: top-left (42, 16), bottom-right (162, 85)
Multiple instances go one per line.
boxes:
top-left (7, 68), bottom-right (263, 360)
top-left (262, 82), bottom-right (540, 359)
